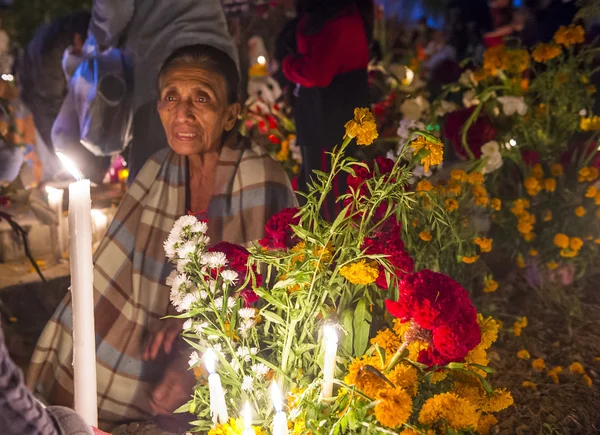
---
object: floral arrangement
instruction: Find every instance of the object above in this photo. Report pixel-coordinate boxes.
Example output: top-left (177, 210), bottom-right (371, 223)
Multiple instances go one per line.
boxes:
top-left (164, 108), bottom-right (512, 434)
top-left (431, 23), bottom-right (600, 290)
top-left (240, 96), bottom-right (301, 180)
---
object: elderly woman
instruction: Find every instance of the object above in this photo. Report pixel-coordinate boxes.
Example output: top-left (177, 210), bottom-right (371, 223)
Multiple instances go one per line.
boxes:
top-left (26, 44), bottom-right (297, 430)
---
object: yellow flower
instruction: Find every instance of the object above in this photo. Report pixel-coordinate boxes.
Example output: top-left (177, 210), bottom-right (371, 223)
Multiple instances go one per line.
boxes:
top-left (475, 237), bottom-right (493, 253)
top-left (554, 24), bottom-right (585, 47)
top-left (475, 195), bottom-right (490, 207)
top-left (524, 176), bottom-right (541, 196)
top-left (483, 45), bottom-right (507, 75)
top-left (505, 49), bottom-right (530, 74)
top-left (542, 178), bottom-right (556, 192)
top-left (468, 171), bottom-right (485, 185)
top-left (517, 350), bottom-right (531, 360)
top-left (483, 276), bottom-right (499, 293)
top-left (529, 249), bottom-right (538, 257)
top-left (475, 414), bottom-right (497, 435)
top-left (543, 210), bottom-right (553, 221)
top-left (406, 340), bottom-right (429, 361)
top-left (276, 140), bottom-right (290, 162)
top-left (516, 254), bottom-right (526, 269)
top-left (370, 328), bottom-right (401, 354)
top-left (430, 370), bottom-right (448, 384)
top-left (445, 198), bottom-right (459, 212)
top-left (374, 388), bottom-right (413, 429)
top-left (569, 362), bottom-right (585, 375)
top-left (462, 255), bottom-right (480, 264)
top-left (511, 198), bottom-right (530, 215)
top-left (418, 393), bottom-right (480, 431)
top-left (393, 319), bottom-right (411, 339)
top-left (517, 212), bottom-right (536, 234)
top-left (513, 317), bottom-right (528, 336)
top-left (387, 364), bottom-right (419, 395)
top-left (522, 381), bottom-right (537, 390)
top-left (447, 181), bottom-right (462, 196)
top-left (465, 346), bottom-right (489, 376)
top-left (580, 116), bottom-right (600, 131)
top-left (478, 314), bottom-right (500, 349)
top-left (420, 231), bottom-right (433, 242)
top-left (450, 169), bottom-right (468, 182)
top-left (575, 206), bottom-right (586, 217)
top-left (560, 248), bottom-right (578, 258)
top-left (344, 355), bottom-right (387, 397)
top-left (532, 42), bottom-right (561, 63)
top-left (410, 135), bottom-right (444, 172)
top-left (586, 186), bottom-right (598, 198)
top-left (550, 163), bottom-right (564, 176)
top-left (208, 419), bottom-right (264, 435)
top-left (547, 261), bottom-right (559, 270)
top-left (578, 166), bottom-right (600, 182)
top-left (553, 233), bottom-right (570, 249)
top-left (344, 108), bottom-right (378, 145)
top-left (416, 180), bottom-right (433, 192)
top-left (490, 197), bottom-right (501, 211)
top-left (532, 358), bottom-right (546, 371)
top-left (583, 375), bottom-right (593, 386)
top-left (548, 366), bottom-right (563, 384)
top-left (532, 163), bottom-right (544, 180)
top-left (570, 237), bottom-right (583, 251)
top-left (486, 389), bottom-right (514, 412)
top-left (340, 259), bottom-right (379, 285)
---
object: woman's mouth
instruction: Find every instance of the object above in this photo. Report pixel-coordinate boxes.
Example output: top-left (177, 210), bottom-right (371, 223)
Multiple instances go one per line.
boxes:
top-left (175, 132), bottom-right (198, 141)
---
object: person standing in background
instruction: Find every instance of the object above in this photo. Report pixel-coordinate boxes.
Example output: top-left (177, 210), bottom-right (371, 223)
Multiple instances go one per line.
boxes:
top-left (282, 0), bottom-right (372, 220)
top-left (88, 0), bottom-right (237, 182)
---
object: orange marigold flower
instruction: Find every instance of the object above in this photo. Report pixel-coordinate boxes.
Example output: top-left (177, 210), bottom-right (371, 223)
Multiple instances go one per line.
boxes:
top-left (529, 249), bottom-right (538, 257)
top-left (583, 375), bottom-right (593, 386)
top-left (450, 169), bottom-right (468, 182)
top-left (410, 135), bottom-right (444, 173)
top-left (569, 362), bottom-right (585, 375)
top-left (524, 177), bottom-right (541, 196)
top-left (445, 198), bottom-right (459, 212)
top-left (416, 180), bottom-right (433, 192)
top-left (532, 358), bottom-right (545, 371)
top-left (475, 237), bottom-right (493, 253)
top-left (570, 237), bottom-right (584, 251)
top-left (344, 108), bottom-right (379, 145)
top-left (532, 42), bottom-right (561, 63)
top-left (553, 233), bottom-right (570, 249)
top-left (420, 231), bottom-right (432, 242)
top-left (542, 178), bottom-right (556, 192)
top-left (543, 210), bottom-right (553, 221)
top-left (554, 24), bottom-right (585, 47)
top-left (513, 317), bottom-right (528, 336)
top-left (462, 255), bottom-right (480, 264)
top-left (490, 198), bottom-right (501, 211)
top-left (578, 167), bottom-right (600, 183)
top-left (532, 163), bottom-right (544, 180)
top-left (468, 171), bottom-right (485, 185)
top-left (548, 366), bottom-right (563, 384)
top-left (550, 163), bottom-right (564, 176)
top-left (505, 49), bottom-right (530, 74)
top-left (547, 261), bottom-right (559, 270)
top-left (586, 186), bottom-right (598, 198)
top-left (483, 276), bottom-right (498, 293)
top-left (522, 381), bottom-right (537, 390)
top-left (580, 116), bottom-right (600, 131)
top-left (517, 349), bottom-right (531, 360)
top-left (516, 254), bottom-right (526, 269)
top-left (575, 206), bottom-right (586, 217)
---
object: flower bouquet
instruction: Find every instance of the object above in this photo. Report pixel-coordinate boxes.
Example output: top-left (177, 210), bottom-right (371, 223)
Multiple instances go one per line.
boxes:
top-left (163, 109), bottom-right (511, 434)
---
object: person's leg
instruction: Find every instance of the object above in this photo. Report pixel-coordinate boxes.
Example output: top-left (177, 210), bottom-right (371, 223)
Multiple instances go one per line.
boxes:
top-left (127, 102), bottom-right (168, 183)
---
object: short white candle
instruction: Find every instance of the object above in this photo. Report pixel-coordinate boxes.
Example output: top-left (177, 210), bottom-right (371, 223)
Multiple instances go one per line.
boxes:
top-left (321, 325), bottom-right (338, 399)
top-left (242, 401), bottom-right (254, 435)
top-left (57, 152), bottom-right (98, 427)
top-left (45, 186), bottom-right (64, 260)
top-left (204, 349), bottom-right (229, 425)
top-left (271, 382), bottom-right (289, 435)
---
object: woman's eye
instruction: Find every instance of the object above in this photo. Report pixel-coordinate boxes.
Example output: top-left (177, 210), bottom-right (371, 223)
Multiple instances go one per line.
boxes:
top-left (196, 96), bottom-right (207, 103)
top-left (166, 95), bottom-right (177, 102)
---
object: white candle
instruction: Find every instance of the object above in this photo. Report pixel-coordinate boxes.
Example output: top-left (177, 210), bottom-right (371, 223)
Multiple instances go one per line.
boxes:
top-left (242, 401), bottom-right (254, 435)
top-left (204, 349), bottom-right (229, 425)
top-left (321, 325), bottom-right (338, 399)
top-left (57, 152), bottom-right (98, 427)
top-left (271, 382), bottom-right (289, 435)
top-left (45, 186), bottom-right (64, 260)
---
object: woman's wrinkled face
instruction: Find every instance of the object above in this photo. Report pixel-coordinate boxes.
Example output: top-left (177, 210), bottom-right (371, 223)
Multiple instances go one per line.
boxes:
top-left (158, 64), bottom-right (240, 156)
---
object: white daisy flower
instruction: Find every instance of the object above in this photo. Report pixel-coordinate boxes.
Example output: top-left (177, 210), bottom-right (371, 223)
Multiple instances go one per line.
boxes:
top-left (251, 363), bottom-right (269, 379)
top-left (220, 269), bottom-right (239, 285)
top-left (190, 220), bottom-right (208, 234)
top-left (188, 351), bottom-right (201, 368)
top-left (200, 252), bottom-right (228, 269)
top-left (238, 308), bottom-right (256, 320)
top-left (177, 241), bottom-right (197, 259)
top-left (183, 319), bottom-right (193, 331)
top-left (194, 322), bottom-right (208, 336)
top-left (241, 375), bottom-right (254, 391)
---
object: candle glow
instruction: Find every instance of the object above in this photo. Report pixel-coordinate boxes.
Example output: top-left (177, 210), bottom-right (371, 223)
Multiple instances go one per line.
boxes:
top-left (56, 152), bottom-right (84, 181)
top-left (271, 382), bottom-right (289, 435)
top-left (242, 402), bottom-right (254, 435)
top-left (321, 324), bottom-right (339, 399)
top-left (204, 349), bottom-right (229, 425)
top-left (257, 55), bottom-right (266, 65)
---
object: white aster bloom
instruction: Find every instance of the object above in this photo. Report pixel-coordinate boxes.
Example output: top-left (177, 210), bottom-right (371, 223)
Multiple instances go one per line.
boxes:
top-left (238, 308), bottom-right (256, 320)
top-left (200, 252), bottom-right (228, 269)
top-left (173, 215), bottom-right (198, 233)
top-left (190, 220), bottom-right (208, 234)
top-left (480, 141), bottom-right (504, 174)
top-left (194, 233), bottom-right (210, 247)
top-left (436, 100), bottom-right (458, 117)
top-left (177, 293), bottom-right (196, 313)
top-left (459, 69), bottom-right (477, 87)
top-left (497, 96), bottom-right (528, 116)
top-left (220, 269), bottom-right (239, 285)
top-left (163, 239), bottom-right (177, 260)
top-left (165, 270), bottom-right (178, 286)
top-left (241, 375), bottom-right (254, 391)
top-left (199, 290), bottom-right (209, 300)
top-left (171, 273), bottom-right (191, 293)
top-left (176, 259), bottom-right (188, 273)
top-left (177, 241), bottom-right (197, 259)
top-left (251, 363), bottom-right (269, 379)
top-left (188, 351), bottom-right (201, 368)
top-left (183, 319), bottom-right (193, 331)
top-left (462, 90), bottom-right (480, 108)
top-left (170, 288), bottom-right (183, 310)
top-left (400, 96), bottom-right (430, 121)
top-left (214, 296), bottom-right (224, 310)
top-left (194, 322), bottom-right (208, 336)
top-left (237, 346), bottom-right (252, 362)
top-left (579, 108), bottom-right (587, 117)
top-left (227, 297), bottom-right (236, 310)
top-left (230, 358), bottom-right (241, 373)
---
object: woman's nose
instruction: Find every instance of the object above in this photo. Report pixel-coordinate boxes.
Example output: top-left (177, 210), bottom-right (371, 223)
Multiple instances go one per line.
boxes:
top-left (174, 100), bottom-right (195, 122)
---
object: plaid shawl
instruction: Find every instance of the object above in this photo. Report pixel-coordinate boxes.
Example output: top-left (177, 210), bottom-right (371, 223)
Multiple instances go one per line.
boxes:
top-left (26, 133), bottom-right (297, 429)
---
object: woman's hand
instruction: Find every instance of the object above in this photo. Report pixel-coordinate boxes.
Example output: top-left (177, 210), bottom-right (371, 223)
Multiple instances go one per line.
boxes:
top-left (143, 318), bottom-right (185, 361)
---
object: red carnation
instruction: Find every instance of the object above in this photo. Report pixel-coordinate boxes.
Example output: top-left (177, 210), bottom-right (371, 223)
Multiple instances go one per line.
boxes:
top-left (363, 221), bottom-right (414, 289)
top-left (443, 108), bottom-right (497, 160)
top-left (258, 207), bottom-right (300, 250)
top-left (521, 150), bottom-right (540, 166)
top-left (427, 307), bottom-right (480, 365)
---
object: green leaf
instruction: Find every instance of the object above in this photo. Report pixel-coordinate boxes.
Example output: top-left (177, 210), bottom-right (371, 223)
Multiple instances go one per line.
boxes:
top-left (261, 311), bottom-right (285, 325)
top-left (340, 308), bottom-right (354, 356)
top-left (353, 299), bottom-right (371, 357)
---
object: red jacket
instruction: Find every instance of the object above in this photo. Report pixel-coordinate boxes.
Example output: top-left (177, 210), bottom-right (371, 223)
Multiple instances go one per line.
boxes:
top-left (283, 8), bottom-right (370, 88)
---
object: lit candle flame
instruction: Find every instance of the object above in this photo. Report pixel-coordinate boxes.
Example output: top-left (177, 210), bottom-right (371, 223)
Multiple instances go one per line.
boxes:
top-left (257, 55), bottom-right (266, 65)
top-left (271, 381), bottom-right (283, 413)
top-left (204, 349), bottom-right (217, 374)
top-left (323, 324), bottom-right (338, 347)
top-left (403, 68), bottom-right (415, 86)
top-left (56, 152), bottom-right (83, 181)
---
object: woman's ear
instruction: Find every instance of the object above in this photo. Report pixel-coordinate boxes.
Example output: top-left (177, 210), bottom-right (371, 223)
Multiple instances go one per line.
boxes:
top-left (223, 102), bottom-right (241, 132)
